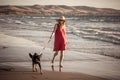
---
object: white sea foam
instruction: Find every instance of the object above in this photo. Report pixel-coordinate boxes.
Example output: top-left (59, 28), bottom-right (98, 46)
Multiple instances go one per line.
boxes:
top-left (32, 16), bottom-right (45, 19)
top-left (26, 21), bottom-right (38, 26)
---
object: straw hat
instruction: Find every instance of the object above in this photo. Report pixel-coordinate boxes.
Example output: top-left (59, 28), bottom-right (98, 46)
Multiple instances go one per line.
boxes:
top-left (57, 16), bottom-right (66, 21)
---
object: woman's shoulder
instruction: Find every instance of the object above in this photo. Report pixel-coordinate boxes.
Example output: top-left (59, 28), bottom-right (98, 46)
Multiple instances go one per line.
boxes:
top-left (54, 24), bottom-right (59, 28)
top-left (55, 23), bottom-right (59, 26)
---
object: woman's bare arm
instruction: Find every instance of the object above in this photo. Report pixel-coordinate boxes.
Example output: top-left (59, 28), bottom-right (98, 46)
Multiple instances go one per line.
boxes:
top-left (50, 24), bottom-right (57, 39)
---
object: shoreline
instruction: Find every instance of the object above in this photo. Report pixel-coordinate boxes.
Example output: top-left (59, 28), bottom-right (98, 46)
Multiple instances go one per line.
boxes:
top-left (0, 29), bottom-right (120, 59)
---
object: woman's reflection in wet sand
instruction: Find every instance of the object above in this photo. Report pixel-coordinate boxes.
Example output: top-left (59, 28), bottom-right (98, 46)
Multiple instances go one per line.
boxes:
top-left (51, 66), bottom-right (63, 72)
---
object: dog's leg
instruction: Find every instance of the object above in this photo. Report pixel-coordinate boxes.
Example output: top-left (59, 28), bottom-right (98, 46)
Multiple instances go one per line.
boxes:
top-left (35, 64), bottom-right (37, 72)
top-left (32, 63), bottom-right (35, 72)
top-left (38, 63), bottom-right (42, 74)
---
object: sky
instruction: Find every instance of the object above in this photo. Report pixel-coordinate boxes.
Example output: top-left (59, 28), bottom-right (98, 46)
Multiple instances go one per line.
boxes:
top-left (0, 0), bottom-right (120, 9)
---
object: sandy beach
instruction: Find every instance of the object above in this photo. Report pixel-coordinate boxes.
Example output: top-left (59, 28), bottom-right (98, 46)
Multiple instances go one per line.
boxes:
top-left (0, 66), bottom-right (111, 80)
top-left (0, 31), bottom-right (120, 80)
top-left (0, 16), bottom-right (120, 80)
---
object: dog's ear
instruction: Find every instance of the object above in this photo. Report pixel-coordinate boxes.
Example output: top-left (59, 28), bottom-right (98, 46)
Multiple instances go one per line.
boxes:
top-left (38, 53), bottom-right (42, 58)
top-left (40, 53), bottom-right (42, 57)
top-left (29, 53), bottom-right (33, 58)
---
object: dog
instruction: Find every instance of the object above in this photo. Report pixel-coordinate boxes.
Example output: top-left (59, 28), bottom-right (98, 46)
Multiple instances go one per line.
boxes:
top-left (29, 53), bottom-right (42, 74)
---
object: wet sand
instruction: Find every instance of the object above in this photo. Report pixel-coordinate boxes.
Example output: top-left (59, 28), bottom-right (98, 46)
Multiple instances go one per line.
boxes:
top-left (0, 32), bottom-right (120, 80)
top-left (0, 66), bottom-right (111, 80)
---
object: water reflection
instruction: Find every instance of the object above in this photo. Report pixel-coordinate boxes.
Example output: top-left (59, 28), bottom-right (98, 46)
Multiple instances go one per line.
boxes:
top-left (51, 66), bottom-right (63, 72)
top-left (59, 66), bottom-right (62, 72)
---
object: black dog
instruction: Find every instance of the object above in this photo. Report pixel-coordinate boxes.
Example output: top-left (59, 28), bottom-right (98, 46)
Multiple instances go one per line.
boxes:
top-left (29, 53), bottom-right (42, 74)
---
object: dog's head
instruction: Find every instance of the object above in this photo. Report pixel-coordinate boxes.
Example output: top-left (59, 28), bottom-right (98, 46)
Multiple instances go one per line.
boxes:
top-left (29, 53), bottom-right (42, 61)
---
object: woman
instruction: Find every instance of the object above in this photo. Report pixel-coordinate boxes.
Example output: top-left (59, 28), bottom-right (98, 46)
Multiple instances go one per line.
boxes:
top-left (50, 16), bottom-right (67, 67)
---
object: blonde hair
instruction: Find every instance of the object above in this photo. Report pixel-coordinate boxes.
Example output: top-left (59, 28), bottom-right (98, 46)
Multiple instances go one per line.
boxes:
top-left (58, 20), bottom-right (66, 29)
top-left (57, 16), bottom-right (66, 29)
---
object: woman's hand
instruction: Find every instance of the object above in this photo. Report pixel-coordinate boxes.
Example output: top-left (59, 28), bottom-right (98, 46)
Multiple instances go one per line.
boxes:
top-left (50, 33), bottom-right (54, 39)
top-left (50, 34), bottom-right (53, 39)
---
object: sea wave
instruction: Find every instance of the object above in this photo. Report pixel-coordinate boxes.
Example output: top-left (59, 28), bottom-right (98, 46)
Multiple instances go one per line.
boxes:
top-left (0, 16), bottom-right (120, 45)
top-left (70, 26), bottom-right (120, 45)
top-left (0, 16), bottom-right (120, 59)
top-left (0, 17), bottom-right (39, 26)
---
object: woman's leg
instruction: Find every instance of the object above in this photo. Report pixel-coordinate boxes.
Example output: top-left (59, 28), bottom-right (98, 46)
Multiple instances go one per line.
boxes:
top-left (51, 51), bottom-right (59, 66)
top-left (60, 50), bottom-right (64, 67)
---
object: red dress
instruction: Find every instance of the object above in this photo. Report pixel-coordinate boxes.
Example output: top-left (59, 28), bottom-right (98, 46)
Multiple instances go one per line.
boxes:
top-left (54, 24), bottom-right (67, 51)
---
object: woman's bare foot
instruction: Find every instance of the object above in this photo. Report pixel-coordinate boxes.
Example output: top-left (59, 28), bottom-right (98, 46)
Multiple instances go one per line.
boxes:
top-left (51, 60), bottom-right (54, 67)
top-left (39, 70), bottom-right (43, 75)
top-left (59, 64), bottom-right (63, 67)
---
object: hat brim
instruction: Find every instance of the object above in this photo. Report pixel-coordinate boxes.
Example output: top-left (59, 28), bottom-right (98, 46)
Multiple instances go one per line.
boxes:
top-left (56, 19), bottom-right (66, 21)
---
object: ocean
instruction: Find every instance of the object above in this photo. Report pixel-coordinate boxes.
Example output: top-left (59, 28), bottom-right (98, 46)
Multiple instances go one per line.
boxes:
top-left (0, 16), bottom-right (120, 58)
